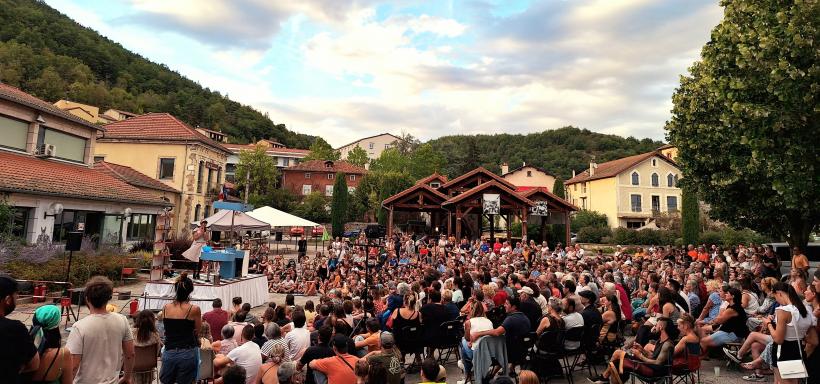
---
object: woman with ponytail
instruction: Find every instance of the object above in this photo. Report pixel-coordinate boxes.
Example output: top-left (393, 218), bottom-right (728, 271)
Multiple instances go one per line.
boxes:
top-left (765, 282), bottom-right (814, 384)
top-left (159, 272), bottom-right (202, 384)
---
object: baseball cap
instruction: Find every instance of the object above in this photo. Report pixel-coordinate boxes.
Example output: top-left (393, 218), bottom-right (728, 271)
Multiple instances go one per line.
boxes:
top-left (517, 286), bottom-right (534, 295)
top-left (380, 331), bottom-right (396, 348)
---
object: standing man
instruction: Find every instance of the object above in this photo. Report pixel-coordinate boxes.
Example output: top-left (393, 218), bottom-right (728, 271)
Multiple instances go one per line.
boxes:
top-left (66, 276), bottom-right (134, 384)
top-left (203, 298), bottom-right (231, 340)
top-left (791, 246), bottom-right (810, 277)
top-left (0, 275), bottom-right (39, 383)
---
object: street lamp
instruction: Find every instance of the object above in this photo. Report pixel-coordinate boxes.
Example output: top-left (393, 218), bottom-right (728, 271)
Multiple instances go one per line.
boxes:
top-left (117, 207), bottom-right (132, 246)
top-left (43, 202), bottom-right (64, 219)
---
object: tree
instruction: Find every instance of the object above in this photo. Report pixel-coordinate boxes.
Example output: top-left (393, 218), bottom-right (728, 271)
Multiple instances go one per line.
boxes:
top-left (303, 138), bottom-right (340, 161)
top-left (292, 192), bottom-right (329, 223)
top-left (330, 172), bottom-right (349, 237)
top-left (552, 177), bottom-right (565, 199)
top-left (570, 210), bottom-right (608, 233)
top-left (408, 143), bottom-right (445, 180)
top-left (235, 144), bottom-right (279, 200)
top-left (345, 145), bottom-right (369, 168)
top-left (369, 148), bottom-right (408, 174)
top-left (681, 188), bottom-right (700, 245)
top-left (394, 132), bottom-right (421, 155)
top-left (666, 0), bottom-right (818, 249)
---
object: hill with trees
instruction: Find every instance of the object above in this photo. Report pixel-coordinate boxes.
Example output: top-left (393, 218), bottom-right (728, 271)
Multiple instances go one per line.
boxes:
top-left (427, 126), bottom-right (664, 179)
top-left (0, 0), bottom-right (319, 148)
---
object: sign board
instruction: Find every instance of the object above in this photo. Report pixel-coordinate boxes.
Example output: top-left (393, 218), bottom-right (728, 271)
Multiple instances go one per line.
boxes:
top-left (213, 201), bottom-right (253, 212)
top-left (482, 194), bottom-right (500, 214)
top-left (530, 201), bottom-right (549, 216)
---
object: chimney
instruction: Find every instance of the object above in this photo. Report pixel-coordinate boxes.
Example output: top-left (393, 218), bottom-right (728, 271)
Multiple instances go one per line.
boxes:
top-left (501, 162), bottom-right (509, 174)
top-left (572, 170), bottom-right (576, 178)
top-left (589, 161), bottom-right (597, 176)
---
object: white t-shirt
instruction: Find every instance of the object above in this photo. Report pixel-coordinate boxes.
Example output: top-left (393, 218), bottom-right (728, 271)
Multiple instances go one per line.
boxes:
top-left (468, 316), bottom-right (494, 351)
top-left (66, 312), bottom-right (133, 384)
top-left (562, 312), bottom-right (585, 350)
top-left (227, 341), bottom-right (263, 384)
top-left (285, 325), bottom-right (311, 362)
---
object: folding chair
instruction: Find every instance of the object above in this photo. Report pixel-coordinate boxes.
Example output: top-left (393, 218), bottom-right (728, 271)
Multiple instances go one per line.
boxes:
top-left (434, 320), bottom-right (464, 365)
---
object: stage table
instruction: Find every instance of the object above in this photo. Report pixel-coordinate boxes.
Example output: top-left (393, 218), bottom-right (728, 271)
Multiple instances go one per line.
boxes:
top-left (201, 248), bottom-right (248, 279)
top-left (139, 274), bottom-right (267, 313)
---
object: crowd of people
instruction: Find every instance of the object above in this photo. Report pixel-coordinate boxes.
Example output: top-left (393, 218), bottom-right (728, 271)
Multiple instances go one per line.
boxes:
top-left (1, 233), bottom-right (818, 384)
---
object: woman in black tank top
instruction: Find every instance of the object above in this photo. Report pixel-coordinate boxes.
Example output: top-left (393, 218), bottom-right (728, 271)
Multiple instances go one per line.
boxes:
top-left (159, 273), bottom-right (202, 384)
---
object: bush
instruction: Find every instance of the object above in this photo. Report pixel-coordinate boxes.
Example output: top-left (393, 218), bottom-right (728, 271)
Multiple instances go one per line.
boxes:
top-left (2, 252), bottom-right (129, 289)
top-left (577, 226), bottom-right (612, 243)
top-left (571, 210), bottom-right (609, 232)
top-left (128, 238), bottom-right (154, 253)
top-left (167, 233), bottom-right (192, 258)
top-left (611, 228), bottom-right (679, 246)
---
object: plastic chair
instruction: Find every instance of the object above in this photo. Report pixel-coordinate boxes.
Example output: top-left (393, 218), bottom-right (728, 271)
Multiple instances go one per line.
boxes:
top-left (121, 267), bottom-right (138, 284)
top-left (671, 344), bottom-right (701, 384)
top-left (133, 344), bottom-right (159, 384)
top-left (434, 320), bottom-right (464, 365)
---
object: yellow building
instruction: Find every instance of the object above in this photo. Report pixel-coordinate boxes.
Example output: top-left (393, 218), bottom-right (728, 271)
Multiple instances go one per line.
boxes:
top-left (94, 113), bottom-right (231, 234)
top-left (500, 162), bottom-right (557, 191)
top-left (565, 148), bottom-right (682, 228)
top-left (337, 133), bottom-right (402, 163)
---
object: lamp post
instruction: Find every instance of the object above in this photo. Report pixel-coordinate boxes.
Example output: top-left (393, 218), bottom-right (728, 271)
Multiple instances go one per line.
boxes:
top-left (117, 207), bottom-right (132, 246)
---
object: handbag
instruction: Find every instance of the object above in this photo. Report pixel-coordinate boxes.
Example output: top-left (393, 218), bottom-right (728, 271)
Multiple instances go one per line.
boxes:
top-left (776, 313), bottom-right (808, 379)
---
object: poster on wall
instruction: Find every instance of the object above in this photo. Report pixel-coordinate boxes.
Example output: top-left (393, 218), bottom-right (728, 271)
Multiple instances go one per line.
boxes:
top-left (483, 194), bottom-right (500, 214)
top-left (530, 201), bottom-right (549, 216)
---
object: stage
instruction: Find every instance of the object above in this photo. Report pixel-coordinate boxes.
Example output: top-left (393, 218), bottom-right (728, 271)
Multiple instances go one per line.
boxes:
top-left (139, 274), bottom-right (268, 313)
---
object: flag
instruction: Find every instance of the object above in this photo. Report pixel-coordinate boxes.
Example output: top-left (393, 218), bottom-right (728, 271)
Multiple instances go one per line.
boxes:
top-left (321, 226), bottom-right (330, 241)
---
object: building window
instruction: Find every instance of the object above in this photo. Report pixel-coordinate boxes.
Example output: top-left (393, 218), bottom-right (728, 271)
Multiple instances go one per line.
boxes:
top-left (349, 174), bottom-right (356, 181)
top-left (38, 127), bottom-right (87, 163)
top-left (369, 142), bottom-right (374, 150)
top-left (194, 204), bottom-right (201, 221)
top-left (159, 158), bottom-right (175, 179)
top-left (667, 196), bottom-right (678, 211)
top-left (651, 173), bottom-right (659, 187)
top-left (667, 173), bottom-right (675, 187)
top-left (206, 168), bottom-right (213, 193)
top-left (51, 210), bottom-right (78, 243)
top-left (580, 197), bottom-right (587, 209)
top-left (305, 173), bottom-right (311, 179)
top-left (0, 114), bottom-right (28, 151)
top-left (283, 158), bottom-right (289, 167)
top-left (626, 221), bottom-right (644, 229)
top-left (5, 207), bottom-right (30, 239)
top-left (527, 171), bottom-right (532, 177)
top-left (197, 161), bottom-right (204, 192)
top-left (385, 144), bottom-right (390, 149)
top-left (127, 214), bottom-right (156, 241)
top-left (574, 184), bottom-right (577, 191)
top-left (204, 205), bottom-right (211, 218)
top-left (325, 185), bottom-right (333, 196)
top-left (631, 172), bottom-right (639, 186)
top-left (651, 158), bottom-right (657, 167)
top-left (430, 182), bottom-right (440, 188)
top-left (348, 186), bottom-right (355, 193)
top-left (582, 183), bottom-right (587, 193)
top-left (302, 185), bottom-right (312, 195)
top-left (651, 195), bottom-right (661, 213)
top-left (327, 173), bottom-right (334, 180)
top-left (93, 156), bottom-right (105, 162)
top-left (630, 194), bottom-right (642, 212)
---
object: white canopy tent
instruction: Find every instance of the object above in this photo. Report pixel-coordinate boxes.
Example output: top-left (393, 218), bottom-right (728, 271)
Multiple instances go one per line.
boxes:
top-left (247, 206), bottom-right (319, 228)
top-left (191, 209), bottom-right (271, 232)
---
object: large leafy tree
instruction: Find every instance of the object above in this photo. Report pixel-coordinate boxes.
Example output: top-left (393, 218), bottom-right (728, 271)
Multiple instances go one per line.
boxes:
top-left (552, 177), bottom-right (565, 199)
top-left (330, 172), bottom-right (349, 237)
top-left (303, 138), bottom-right (340, 161)
top-left (292, 192), bottom-right (329, 223)
top-left (681, 188), bottom-right (700, 245)
top-left (235, 144), bottom-right (279, 200)
top-left (666, 0), bottom-right (819, 248)
top-left (345, 145), bottom-right (369, 168)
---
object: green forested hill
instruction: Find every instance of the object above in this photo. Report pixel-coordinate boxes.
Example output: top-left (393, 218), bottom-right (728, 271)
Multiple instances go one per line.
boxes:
top-left (0, 0), bottom-right (318, 148)
top-left (427, 127), bottom-right (665, 179)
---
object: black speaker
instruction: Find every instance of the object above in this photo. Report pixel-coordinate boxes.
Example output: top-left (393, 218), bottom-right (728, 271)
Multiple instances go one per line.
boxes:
top-left (65, 231), bottom-right (83, 251)
top-left (275, 232), bottom-right (283, 242)
top-left (365, 225), bottom-right (386, 239)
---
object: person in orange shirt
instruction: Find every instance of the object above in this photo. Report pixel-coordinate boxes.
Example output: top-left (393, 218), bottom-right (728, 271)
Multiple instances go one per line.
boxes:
top-left (686, 245), bottom-right (698, 260)
top-left (696, 246), bottom-right (710, 263)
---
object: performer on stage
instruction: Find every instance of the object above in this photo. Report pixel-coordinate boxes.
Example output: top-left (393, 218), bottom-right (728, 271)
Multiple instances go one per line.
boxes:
top-left (182, 220), bottom-right (209, 279)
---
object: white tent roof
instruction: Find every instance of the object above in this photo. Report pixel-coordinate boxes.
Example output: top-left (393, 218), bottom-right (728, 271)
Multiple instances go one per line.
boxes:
top-left (192, 209), bottom-right (271, 231)
top-left (248, 206), bottom-right (319, 228)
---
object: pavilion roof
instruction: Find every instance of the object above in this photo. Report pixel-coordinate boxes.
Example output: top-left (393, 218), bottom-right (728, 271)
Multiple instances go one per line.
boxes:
top-left (442, 180), bottom-right (534, 206)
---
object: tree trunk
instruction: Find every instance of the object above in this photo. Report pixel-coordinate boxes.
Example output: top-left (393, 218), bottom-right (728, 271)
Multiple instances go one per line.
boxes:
top-left (787, 214), bottom-right (813, 251)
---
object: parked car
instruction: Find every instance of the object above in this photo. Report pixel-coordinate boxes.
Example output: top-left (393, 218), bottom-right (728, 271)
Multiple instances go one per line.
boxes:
top-left (311, 226), bottom-right (324, 237)
top-left (289, 227), bottom-right (304, 237)
top-left (343, 229), bottom-right (360, 239)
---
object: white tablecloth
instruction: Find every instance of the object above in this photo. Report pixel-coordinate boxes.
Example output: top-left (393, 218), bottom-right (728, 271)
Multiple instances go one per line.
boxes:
top-left (139, 274), bottom-right (268, 313)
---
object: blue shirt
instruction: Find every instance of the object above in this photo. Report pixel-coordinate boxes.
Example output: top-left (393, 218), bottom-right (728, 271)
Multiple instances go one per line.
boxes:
top-left (705, 292), bottom-right (721, 322)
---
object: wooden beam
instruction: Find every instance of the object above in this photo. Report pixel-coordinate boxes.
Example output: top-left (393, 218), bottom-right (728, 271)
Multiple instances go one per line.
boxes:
top-left (564, 210), bottom-right (571, 246)
top-left (391, 203), bottom-right (443, 210)
top-left (387, 208), bottom-right (394, 238)
top-left (521, 207), bottom-right (528, 242)
top-left (456, 207), bottom-right (462, 240)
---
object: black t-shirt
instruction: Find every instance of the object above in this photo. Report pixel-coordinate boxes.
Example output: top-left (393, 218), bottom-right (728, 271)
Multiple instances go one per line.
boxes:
top-left (300, 344), bottom-right (334, 384)
top-left (420, 303), bottom-right (453, 341)
top-left (0, 317), bottom-right (37, 384)
top-left (519, 299), bottom-right (542, 331)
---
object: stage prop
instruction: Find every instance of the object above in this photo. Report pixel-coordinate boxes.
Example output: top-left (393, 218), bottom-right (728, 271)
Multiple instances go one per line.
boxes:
top-left (139, 274), bottom-right (267, 313)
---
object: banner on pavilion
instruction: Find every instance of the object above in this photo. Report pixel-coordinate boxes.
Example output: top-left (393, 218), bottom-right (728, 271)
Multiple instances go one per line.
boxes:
top-left (530, 201), bottom-right (549, 216)
top-left (482, 194), bottom-right (500, 214)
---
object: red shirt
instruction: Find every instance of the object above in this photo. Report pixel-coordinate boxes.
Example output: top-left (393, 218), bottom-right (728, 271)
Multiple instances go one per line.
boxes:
top-left (202, 308), bottom-right (230, 341)
top-left (493, 290), bottom-right (508, 307)
top-left (493, 242), bottom-right (502, 253)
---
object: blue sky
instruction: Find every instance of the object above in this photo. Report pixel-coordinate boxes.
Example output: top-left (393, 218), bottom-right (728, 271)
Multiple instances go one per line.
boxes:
top-left (45, 0), bottom-right (723, 147)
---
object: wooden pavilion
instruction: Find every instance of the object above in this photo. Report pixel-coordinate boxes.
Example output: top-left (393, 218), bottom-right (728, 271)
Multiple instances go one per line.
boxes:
top-left (382, 168), bottom-right (578, 244)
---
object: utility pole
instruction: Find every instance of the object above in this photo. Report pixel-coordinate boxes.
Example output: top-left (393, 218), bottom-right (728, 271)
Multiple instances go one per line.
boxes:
top-left (244, 166), bottom-right (250, 204)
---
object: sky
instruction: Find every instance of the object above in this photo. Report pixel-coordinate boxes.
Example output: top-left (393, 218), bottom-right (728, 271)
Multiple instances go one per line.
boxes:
top-left (45, 0), bottom-right (723, 147)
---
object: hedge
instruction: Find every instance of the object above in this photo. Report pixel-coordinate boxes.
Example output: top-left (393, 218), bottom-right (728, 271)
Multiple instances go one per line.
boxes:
top-left (577, 226), bottom-right (612, 243)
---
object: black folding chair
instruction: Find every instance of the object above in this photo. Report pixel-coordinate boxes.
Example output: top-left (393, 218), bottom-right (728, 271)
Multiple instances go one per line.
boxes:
top-left (531, 329), bottom-right (569, 382)
top-left (434, 320), bottom-right (464, 365)
top-left (559, 326), bottom-right (585, 384)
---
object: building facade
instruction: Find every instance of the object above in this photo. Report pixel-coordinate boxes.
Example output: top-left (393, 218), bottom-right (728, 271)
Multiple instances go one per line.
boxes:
top-left (0, 84), bottom-right (171, 244)
top-left (501, 163), bottom-right (557, 191)
top-left (223, 139), bottom-right (309, 183)
top-left (337, 133), bottom-right (402, 162)
top-left (281, 160), bottom-right (366, 197)
top-left (564, 149), bottom-right (682, 228)
top-left (94, 113), bottom-right (231, 234)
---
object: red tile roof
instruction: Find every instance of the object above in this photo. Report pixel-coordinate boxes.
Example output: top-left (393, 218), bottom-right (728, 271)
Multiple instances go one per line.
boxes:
top-left (283, 160), bottom-right (367, 174)
top-left (517, 187), bottom-right (578, 211)
top-left (101, 113), bottom-right (230, 154)
top-left (92, 161), bottom-right (180, 194)
top-left (442, 180), bottom-right (534, 206)
top-left (565, 151), bottom-right (676, 184)
top-left (223, 143), bottom-right (310, 156)
top-left (0, 151), bottom-right (171, 206)
top-left (415, 172), bottom-right (449, 186)
top-left (382, 183), bottom-right (449, 206)
top-left (0, 83), bottom-right (101, 130)
top-left (440, 166), bottom-right (517, 191)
